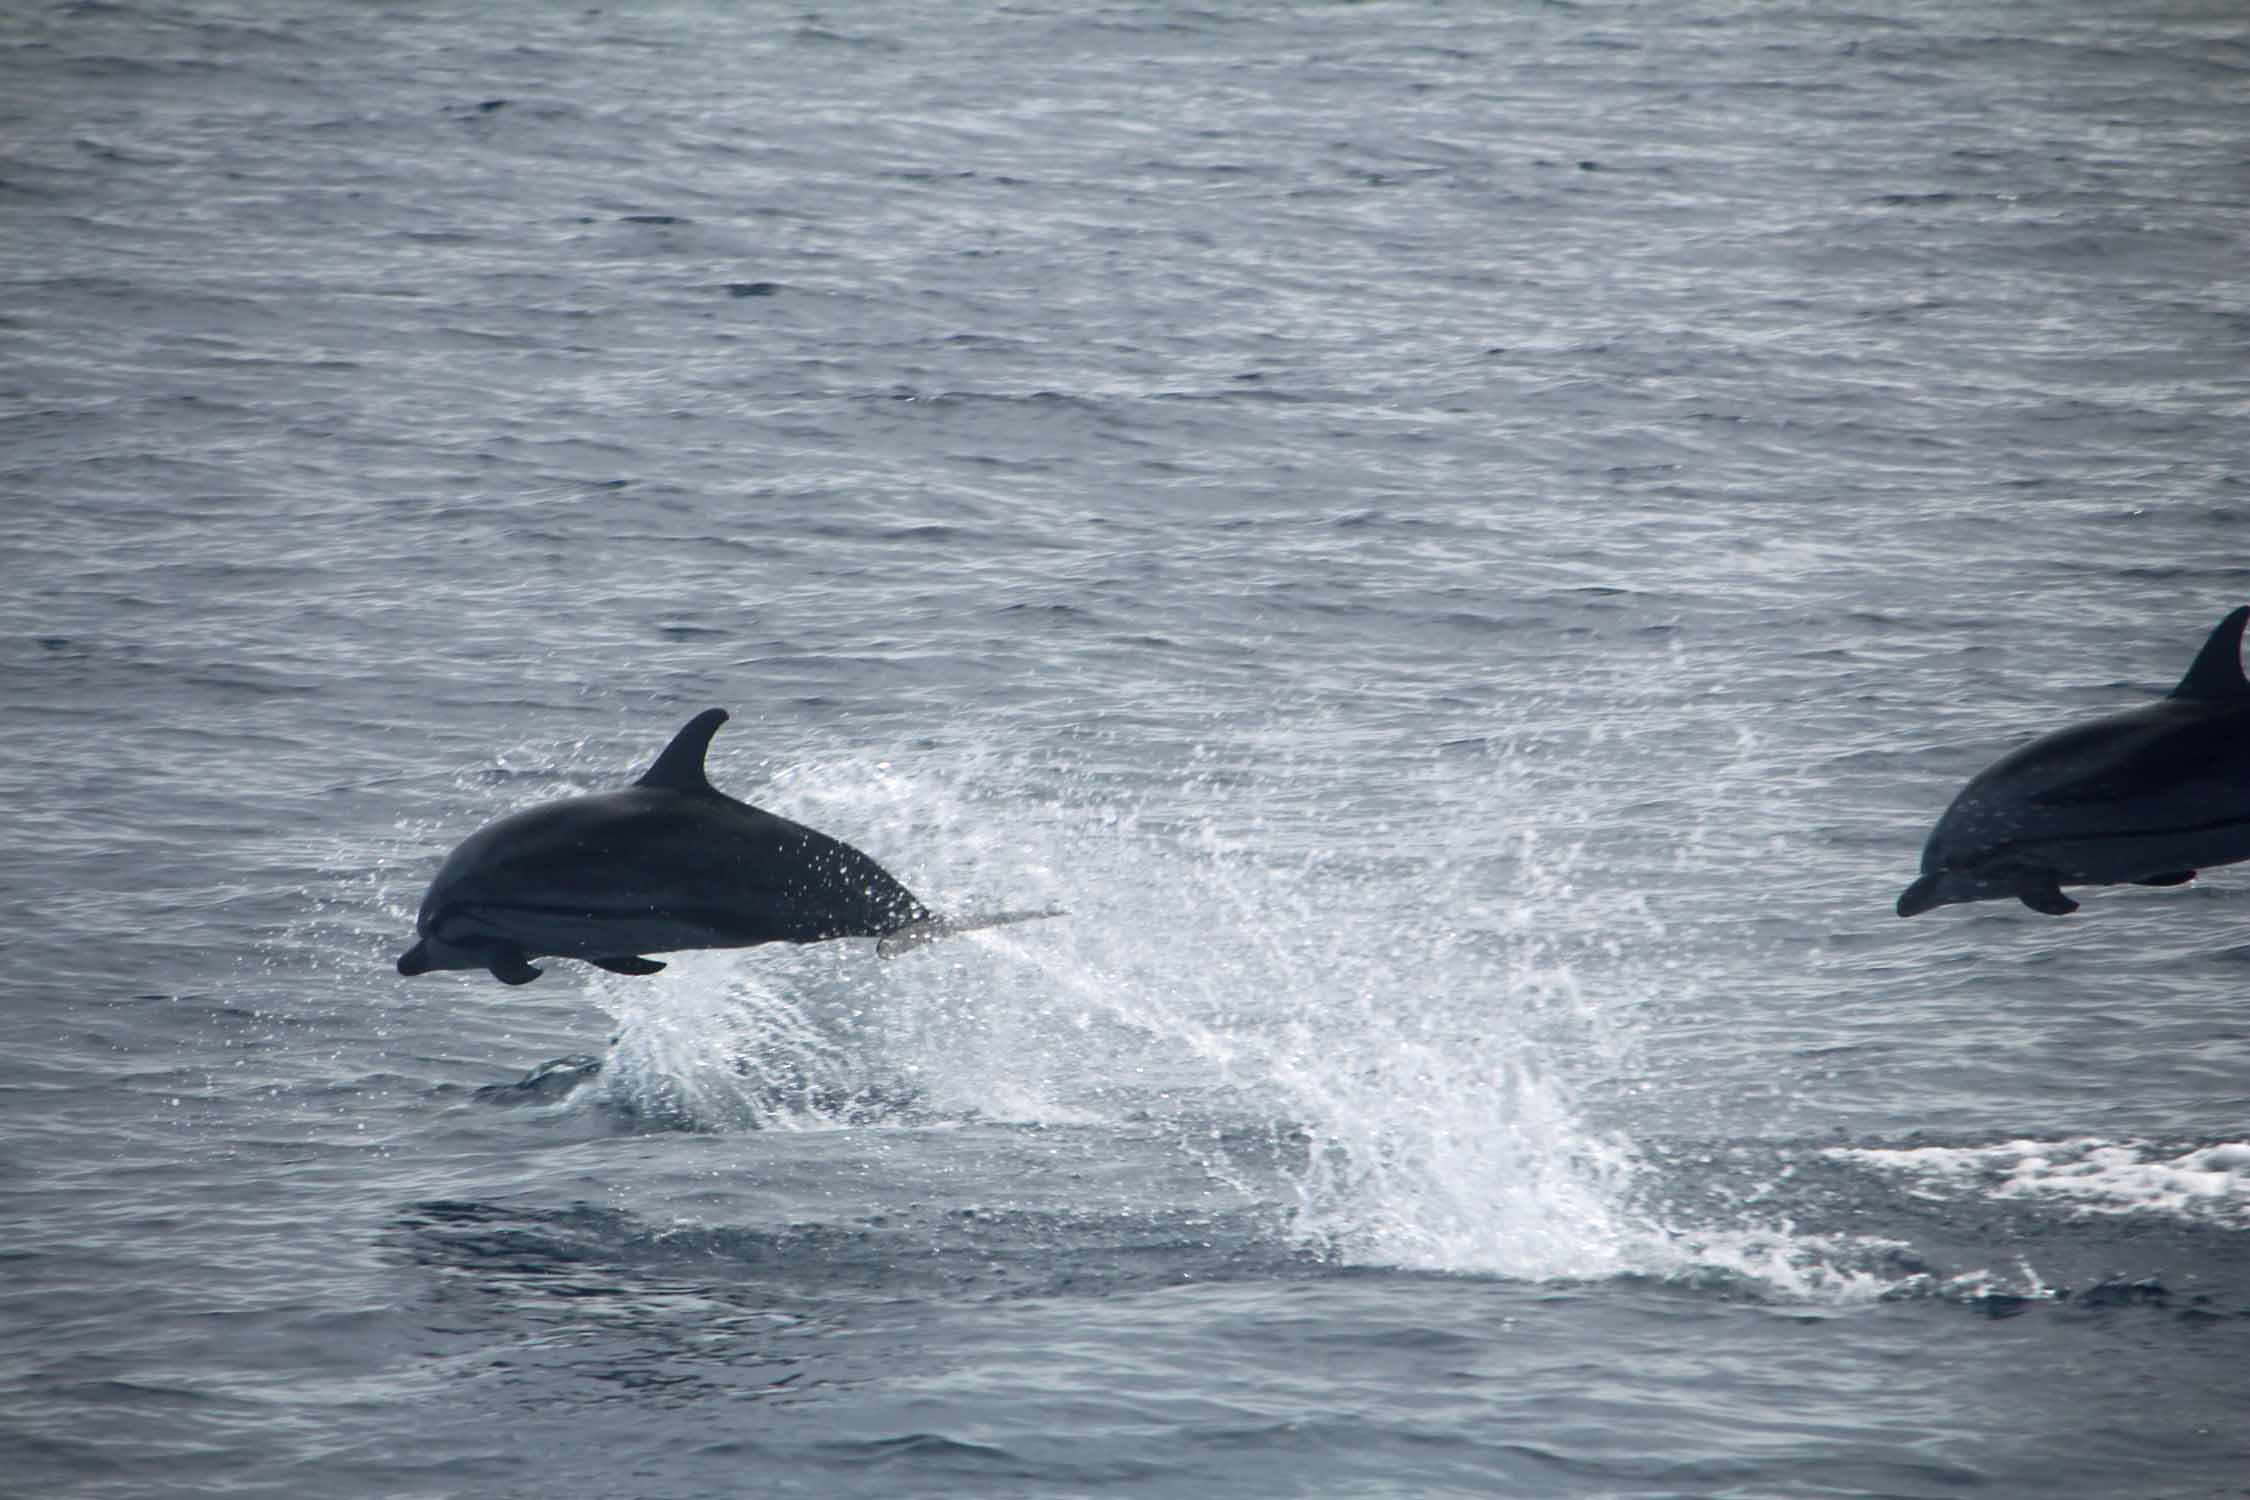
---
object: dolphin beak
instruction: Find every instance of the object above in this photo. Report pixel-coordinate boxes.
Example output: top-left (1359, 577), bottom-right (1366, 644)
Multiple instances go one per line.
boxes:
top-left (397, 940), bottom-right (433, 976)
top-left (1895, 874), bottom-right (1944, 918)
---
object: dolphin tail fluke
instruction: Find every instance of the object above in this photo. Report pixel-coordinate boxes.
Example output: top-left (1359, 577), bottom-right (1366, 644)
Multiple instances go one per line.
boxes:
top-left (877, 908), bottom-right (1067, 959)
top-left (1896, 875), bottom-right (1944, 918)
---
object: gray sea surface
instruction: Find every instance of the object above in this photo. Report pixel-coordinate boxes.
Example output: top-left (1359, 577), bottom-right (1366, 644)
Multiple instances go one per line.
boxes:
top-left (6, 1), bottom-right (2250, 1496)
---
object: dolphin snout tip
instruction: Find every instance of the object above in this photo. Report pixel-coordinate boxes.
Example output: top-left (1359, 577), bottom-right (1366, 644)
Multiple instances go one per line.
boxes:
top-left (1895, 875), bottom-right (1943, 918)
top-left (397, 941), bottom-right (432, 976)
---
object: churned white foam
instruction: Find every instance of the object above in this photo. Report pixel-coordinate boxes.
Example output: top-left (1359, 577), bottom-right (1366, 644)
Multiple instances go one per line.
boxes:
top-left (1828, 1138), bottom-right (2250, 1224)
top-left (1634, 1226), bottom-right (1911, 1305)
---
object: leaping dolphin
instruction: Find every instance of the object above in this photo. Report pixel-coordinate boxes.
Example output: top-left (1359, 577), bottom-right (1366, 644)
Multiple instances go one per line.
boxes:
top-left (397, 709), bottom-right (1060, 983)
top-left (1898, 606), bottom-right (2250, 918)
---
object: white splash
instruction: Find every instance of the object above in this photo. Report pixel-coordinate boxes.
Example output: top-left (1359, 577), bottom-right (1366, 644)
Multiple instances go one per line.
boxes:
top-left (597, 951), bottom-right (882, 1131)
top-left (577, 723), bottom-right (1912, 1296)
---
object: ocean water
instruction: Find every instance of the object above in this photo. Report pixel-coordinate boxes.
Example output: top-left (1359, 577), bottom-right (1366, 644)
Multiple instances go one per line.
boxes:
top-left (5, 1), bottom-right (2250, 1495)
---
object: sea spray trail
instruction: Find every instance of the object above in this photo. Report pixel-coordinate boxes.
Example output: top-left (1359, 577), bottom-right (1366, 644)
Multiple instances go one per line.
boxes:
top-left (981, 793), bottom-right (1653, 1282)
top-left (572, 739), bottom-right (1918, 1293)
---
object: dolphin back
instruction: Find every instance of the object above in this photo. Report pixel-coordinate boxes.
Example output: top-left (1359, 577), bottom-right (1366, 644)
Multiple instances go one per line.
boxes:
top-left (1923, 702), bottom-right (2250, 872)
top-left (1901, 607), bottom-right (2250, 916)
top-left (397, 708), bottom-right (1064, 980)
top-left (420, 788), bottom-right (931, 947)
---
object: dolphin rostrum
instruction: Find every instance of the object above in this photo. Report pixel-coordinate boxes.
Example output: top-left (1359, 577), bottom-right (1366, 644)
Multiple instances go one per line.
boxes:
top-left (397, 709), bottom-right (1060, 983)
top-left (1898, 606), bottom-right (2250, 918)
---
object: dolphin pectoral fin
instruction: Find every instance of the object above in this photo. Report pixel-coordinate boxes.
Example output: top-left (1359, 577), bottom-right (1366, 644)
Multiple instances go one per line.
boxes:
top-left (1896, 875), bottom-right (1944, 918)
top-left (487, 947), bottom-right (544, 984)
top-left (2017, 880), bottom-right (2079, 916)
top-left (2133, 871), bottom-right (2197, 887)
top-left (589, 955), bottom-right (666, 975)
top-left (876, 908), bottom-right (1067, 959)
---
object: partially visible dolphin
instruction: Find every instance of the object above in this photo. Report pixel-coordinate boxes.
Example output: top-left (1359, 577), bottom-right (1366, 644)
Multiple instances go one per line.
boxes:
top-left (397, 709), bottom-right (1060, 983)
top-left (1898, 606), bottom-right (2250, 918)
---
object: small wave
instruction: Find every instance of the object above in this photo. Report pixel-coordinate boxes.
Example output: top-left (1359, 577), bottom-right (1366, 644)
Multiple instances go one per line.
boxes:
top-left (812, 1432), bottom-right (1170, 1486)
top-left (471, 1054), bottom-right (604, 1107)
top-left (1827, 1137), bottom-right (2250, 1224)
top-left (815, 1433), bottom-right (1024, 1469)
top-left (393, 1195), bottom-right (1315, 1302)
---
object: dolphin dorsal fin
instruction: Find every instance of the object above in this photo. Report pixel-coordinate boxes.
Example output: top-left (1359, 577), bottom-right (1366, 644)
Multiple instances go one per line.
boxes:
top-left (2170, 607), bottom-right (2250, 701)
top-left (637, 708), bottom-right (729, 793)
